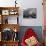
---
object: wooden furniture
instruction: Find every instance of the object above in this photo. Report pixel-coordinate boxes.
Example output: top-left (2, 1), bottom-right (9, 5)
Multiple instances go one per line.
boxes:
top-left (0, 7), bottom-right (19, 46)
top-left (0, 24), bottom-right (19, 32)
top-left (0, 7), bottom-right (19, 24)
top-left (2, 41), bottom-right (19, 46)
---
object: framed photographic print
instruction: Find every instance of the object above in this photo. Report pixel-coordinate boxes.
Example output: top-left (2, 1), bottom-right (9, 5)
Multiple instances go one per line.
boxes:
top-left (23, 8), bottom-right (37, 18)
top-left (2, 10), bottom-right (9, 15)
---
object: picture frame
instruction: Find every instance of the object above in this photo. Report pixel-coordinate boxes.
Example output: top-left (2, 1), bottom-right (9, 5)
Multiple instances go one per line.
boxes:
top-left (9, 10), bottom-right (18, 15)
top-left (2, 10), bottom-right (9, 15)
top-left (23, 8), bottom-right (37, 18)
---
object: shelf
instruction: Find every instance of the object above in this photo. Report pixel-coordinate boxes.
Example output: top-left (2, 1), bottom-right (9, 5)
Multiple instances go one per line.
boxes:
top-left (0, 7), bottom-right (19, 10)
top-left (0, 24), bottom-right (20, 32)
top-left (2, 40), bottom-right (19, 43)
top-left (0, 7), bottom-right (19, 46)
top-left (0, 7), bottom-right (19, 24)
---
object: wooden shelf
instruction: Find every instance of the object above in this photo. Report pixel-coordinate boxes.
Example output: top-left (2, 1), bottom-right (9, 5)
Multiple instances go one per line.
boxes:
top-left (0, 7), bottom-right (19, 46)
top-left (0, 7), bottom-right (19, 10)
top-left (0, 40), bottom-right (19, 46)
top-left (2, 40), bottom-right (19, 42)
top-left (0, 7), bottom-right (19, 24)
top-left (0, 24), bottom-right (20, 32)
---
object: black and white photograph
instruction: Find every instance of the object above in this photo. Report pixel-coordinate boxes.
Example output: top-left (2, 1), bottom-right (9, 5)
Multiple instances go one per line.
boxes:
top-left (23, 8), bottom-right (37, 18)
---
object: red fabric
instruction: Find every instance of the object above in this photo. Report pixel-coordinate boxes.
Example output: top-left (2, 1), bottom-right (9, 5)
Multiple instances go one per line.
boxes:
top-left (21, 28), bottom-right (41, 46)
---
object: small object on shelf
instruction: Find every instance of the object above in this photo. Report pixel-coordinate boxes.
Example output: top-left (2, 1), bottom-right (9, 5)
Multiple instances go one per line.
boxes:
top-left (2, 10), bottom-right (9, 15)
top-left (9, 11), bottom-right (18, 15)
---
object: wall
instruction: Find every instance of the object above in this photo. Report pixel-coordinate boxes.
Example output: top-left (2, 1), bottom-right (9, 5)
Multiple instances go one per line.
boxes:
top-left (0, 0), bottom-right (44, 26)
top-left (0, 0), bottom-right (15, 7)
top-left (18, 0), bottom-right (44, 26)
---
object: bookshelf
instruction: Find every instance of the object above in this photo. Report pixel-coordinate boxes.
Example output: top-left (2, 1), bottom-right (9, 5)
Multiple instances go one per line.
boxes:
top-left (0, 7), bottom-right (19, 46)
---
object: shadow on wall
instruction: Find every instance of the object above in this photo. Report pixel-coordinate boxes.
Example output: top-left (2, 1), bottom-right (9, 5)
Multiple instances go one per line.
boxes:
top-left (18, 26), bottom-right (43, 44)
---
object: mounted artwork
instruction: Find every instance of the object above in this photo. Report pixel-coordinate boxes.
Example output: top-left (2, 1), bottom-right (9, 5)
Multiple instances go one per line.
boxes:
top-left (23, 8), bottom-right (37, 18)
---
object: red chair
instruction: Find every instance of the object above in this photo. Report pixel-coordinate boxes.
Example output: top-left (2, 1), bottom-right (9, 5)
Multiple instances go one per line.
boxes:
top-left (21, 28), bottom-right (41, 46)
